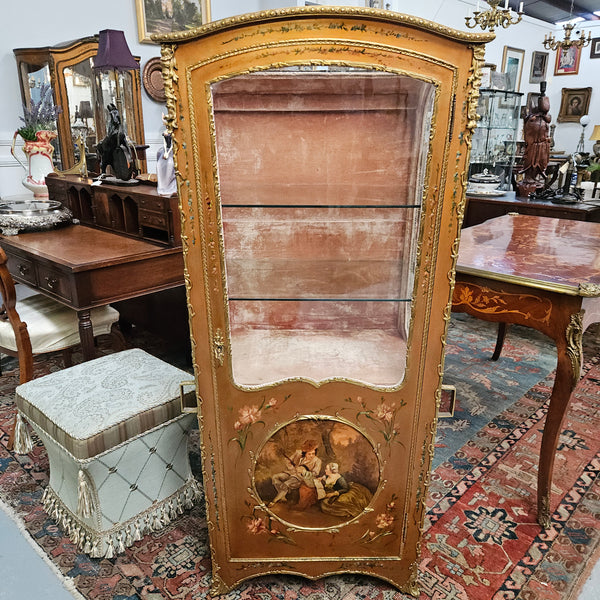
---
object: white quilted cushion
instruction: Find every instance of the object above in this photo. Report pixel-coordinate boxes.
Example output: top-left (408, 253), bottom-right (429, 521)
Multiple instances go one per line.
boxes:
top-left (0, 293), bottom-right (118, 353)
top-left (16, 348), bottom-right (191, 459)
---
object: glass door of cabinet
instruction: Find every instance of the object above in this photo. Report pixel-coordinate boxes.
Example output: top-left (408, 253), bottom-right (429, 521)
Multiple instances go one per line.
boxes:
top-left (212, 68), bottom-right (434, 387)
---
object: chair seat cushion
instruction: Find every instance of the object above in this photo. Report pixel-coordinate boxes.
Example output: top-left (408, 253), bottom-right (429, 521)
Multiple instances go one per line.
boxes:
top-left (16, 348), bottom-right (191, 460)
top-left (0, 293), bottom-right (119, 353)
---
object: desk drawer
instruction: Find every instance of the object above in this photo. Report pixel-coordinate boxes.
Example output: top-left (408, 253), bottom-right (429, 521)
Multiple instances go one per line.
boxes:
top-left (36, 265), bottom-right (72, 302)
top-left (137, 196), bottom-right (165, 212)
top-left (6, 254), bottom-right (37, 286)
top-left (139, 210), bottom-right (168, 230)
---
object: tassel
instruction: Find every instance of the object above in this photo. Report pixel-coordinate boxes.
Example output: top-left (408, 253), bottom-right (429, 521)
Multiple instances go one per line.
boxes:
top-left (125, 525), bottom-right (133, 547)
top-left (83, 535), bottom-right (92, 554)
top-left (169, 500), bottom-right (178, 521)
top-left (71, 526), bottom-right (80, 546)
top-left (76, 469), bottom-right (96, 518)
top-left (152, 512), bottom-right (162, 531)
top-left (133, 520), bottom-right (142, 542)
top-left (117, 532), bottom-right (126, 554)
top-left (91, 538), bottom-right (102, 558)
top-left (105, 539), bottom-right (115, 559)
top-left (13, 413), bottom-right (33, 454)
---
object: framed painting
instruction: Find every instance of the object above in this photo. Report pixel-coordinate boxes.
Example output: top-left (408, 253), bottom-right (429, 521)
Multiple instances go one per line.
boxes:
top-left (135, 0), bottom-right (211, 44)
top-left (591, 38), bottom-right (600, 59)
top-left (501, 46), bottom-right (525, 92)
top-left (529, 51), bottom-right (549, 84)
top-left (554, 45), bottom-right (581, 75)
top-left (557, 87), bottom-right (592, 123)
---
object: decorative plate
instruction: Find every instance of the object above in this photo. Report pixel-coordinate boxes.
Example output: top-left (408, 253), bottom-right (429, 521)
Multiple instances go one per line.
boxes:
top-left (142, 57), bottom-right (166, 103)
top-left (466, 189), bottom-right (507, 198)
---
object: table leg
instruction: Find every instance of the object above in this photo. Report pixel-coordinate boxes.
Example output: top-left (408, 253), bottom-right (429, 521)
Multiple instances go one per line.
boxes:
top-left (452, 279), bottom-right (584, 528)
top-left (536, 311), bottom-right (583, 528)
top-left (77, 309), bottom-right (96, 361)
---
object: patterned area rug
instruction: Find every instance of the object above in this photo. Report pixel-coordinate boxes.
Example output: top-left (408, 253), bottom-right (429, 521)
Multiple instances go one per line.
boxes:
top-left (0, 316), bottom-right (599, 600)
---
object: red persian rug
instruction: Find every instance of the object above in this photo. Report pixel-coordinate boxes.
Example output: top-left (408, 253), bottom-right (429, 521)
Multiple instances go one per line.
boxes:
top-left (0, 317), bottom-right (598, 600)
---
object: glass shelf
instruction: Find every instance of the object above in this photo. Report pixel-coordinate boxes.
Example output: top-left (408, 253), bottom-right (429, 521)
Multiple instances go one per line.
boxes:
top-left (469, 88), bottom-right (524, 190)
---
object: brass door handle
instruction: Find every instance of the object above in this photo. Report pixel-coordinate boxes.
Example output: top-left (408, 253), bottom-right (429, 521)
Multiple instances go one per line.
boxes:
top-left (18, 264), bottom-right (30, 276)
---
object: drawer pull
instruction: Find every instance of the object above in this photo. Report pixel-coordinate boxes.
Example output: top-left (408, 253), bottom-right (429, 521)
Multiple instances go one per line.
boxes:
top-left (18, 264), bottom-right (30, 276)
top-left (45, 276), bottom-right (58, 290)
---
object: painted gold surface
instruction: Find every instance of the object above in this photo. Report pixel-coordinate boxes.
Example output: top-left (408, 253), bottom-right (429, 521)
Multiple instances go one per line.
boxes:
top-left (153, 6), bottom-right (494, 44)
top-left (163, 8), bottom-right (488, 593)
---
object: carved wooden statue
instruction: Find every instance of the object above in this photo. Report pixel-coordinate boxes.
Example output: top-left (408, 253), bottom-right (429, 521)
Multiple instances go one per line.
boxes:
top-left (518, 84), bottom-right (551, 197)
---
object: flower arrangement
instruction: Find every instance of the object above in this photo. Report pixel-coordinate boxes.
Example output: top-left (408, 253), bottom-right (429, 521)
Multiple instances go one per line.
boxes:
top-left (16, 82), bottom-right (61, 142)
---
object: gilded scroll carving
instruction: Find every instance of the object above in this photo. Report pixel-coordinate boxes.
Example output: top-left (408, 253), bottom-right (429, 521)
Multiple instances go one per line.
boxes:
top-left (566, 312), bottom-right (584, 386)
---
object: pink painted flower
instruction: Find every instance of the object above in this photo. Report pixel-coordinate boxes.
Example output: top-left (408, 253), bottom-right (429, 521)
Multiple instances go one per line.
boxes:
top-left (376, 513), bottom-right (394, 529)
top-left (374, 403), bottom-right (394, 422)
top-left (238, 405), bottom-right (261, 425)
top-left (386, 501), bottom-right (396, 511)
top-left (267, 398), bottom-right (277, 408)
top-left (247, 518), bottom-right (267, 534)
top-left (233, 421), bottom-right (243, 431)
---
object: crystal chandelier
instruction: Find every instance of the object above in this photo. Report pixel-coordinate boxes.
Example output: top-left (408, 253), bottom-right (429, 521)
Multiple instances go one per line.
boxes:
top-left (465, 0), bottom-right (523, 32)
top-left (543, 0), bottom-right (591, 50)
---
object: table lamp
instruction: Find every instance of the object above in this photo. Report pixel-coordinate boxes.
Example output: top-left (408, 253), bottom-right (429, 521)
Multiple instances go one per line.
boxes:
top-left (79, 100), bottom-right (94, 131)
top-left (93, 29), bottom-right (139, 137)
top-left (576, 114), bottom-right (590, 154)
top-left (590, 125), bottom-right (600, 160)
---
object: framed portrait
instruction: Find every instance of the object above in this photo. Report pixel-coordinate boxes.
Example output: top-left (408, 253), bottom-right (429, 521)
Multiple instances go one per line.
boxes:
top-left (591, 38), bottom-right (600, 59)
top-left (135, 0), bottom-right (211, 44)
top-left (557, 87), bottom-right (592, 123)
top-left (529, 51), bottom-right (549, 83)
top-left (501, 46), bottom-right (525, 92)
top-left (554, 45), bottom-right (581, 75)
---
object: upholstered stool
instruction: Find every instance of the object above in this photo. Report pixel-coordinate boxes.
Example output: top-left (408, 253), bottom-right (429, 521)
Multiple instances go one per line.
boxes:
top-left (14, 348), bottom-right (200, 558)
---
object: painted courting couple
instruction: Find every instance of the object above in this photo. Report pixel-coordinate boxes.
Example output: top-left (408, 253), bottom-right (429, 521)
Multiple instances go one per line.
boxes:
top-left (269, 439), bottom-right (373, 518)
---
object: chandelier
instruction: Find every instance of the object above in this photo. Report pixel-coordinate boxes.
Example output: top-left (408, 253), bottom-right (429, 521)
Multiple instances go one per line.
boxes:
top-left (465, 0), bottom-right (523, 32)
top-left (543, 0), bottom-right (592, 50)
top-left (543, 22), bottom-right (591, 50)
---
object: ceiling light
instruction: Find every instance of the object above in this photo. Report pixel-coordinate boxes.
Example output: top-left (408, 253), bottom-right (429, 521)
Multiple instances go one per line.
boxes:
top-left (465, 0), bottom-right (523, 32)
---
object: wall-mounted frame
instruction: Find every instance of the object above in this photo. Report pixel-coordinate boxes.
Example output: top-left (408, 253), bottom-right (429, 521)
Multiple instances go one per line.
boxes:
top-left (501, 46), bottom-right (525, 92)
top-left (135, 0), bottom-right (211, 44)
top-left (554, 45), bottom-right (581, 75)
top-left (529, 51), bottom-right (549, 84)
top-left (557, 87), bottom-right (592, 123)
top-left (591, 38), bottom-right (600, 59)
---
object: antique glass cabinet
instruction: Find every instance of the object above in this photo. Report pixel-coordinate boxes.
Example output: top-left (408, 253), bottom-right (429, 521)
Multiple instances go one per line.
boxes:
top-left (157, 7), bottom-right (490, 595)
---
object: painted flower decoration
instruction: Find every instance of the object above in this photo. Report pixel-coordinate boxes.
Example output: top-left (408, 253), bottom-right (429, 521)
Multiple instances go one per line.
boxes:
top-left (229, 394), bottom-right (290, 452)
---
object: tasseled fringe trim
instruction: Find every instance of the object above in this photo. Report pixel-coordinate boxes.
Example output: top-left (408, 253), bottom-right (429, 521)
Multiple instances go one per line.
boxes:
top-left (13, 412), bottom-right (33, 454)
top-left (41, 477), bottom-right (202, 558)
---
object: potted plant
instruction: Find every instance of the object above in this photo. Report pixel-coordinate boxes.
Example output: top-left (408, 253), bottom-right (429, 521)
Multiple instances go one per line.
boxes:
top-left (11, 82), bottom-right (62, 198)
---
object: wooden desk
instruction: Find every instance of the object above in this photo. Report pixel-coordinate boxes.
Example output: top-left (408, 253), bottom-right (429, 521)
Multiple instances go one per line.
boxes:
top-left (452, 214), bottom-right (600, 527)
top-left (464, 192), bottom-right (600, 228)
top-left (0, 224), bottom-right (184, 360)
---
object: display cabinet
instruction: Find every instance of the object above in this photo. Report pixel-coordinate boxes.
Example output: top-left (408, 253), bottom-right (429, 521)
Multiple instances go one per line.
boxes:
top-left (469, 88), bottom-right (523, 190)
top-left (157, 7), bottom-right (490, 595)
top-left (14, 37), bottom-right (147, 174)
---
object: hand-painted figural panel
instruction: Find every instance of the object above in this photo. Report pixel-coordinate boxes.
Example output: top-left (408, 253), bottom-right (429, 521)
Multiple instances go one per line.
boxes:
top-left (157, 6), bottom-right (491, 595)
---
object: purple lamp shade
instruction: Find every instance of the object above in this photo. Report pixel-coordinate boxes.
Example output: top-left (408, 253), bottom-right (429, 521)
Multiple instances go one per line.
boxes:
top-left (94, 29), bottom-right (139, 71)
